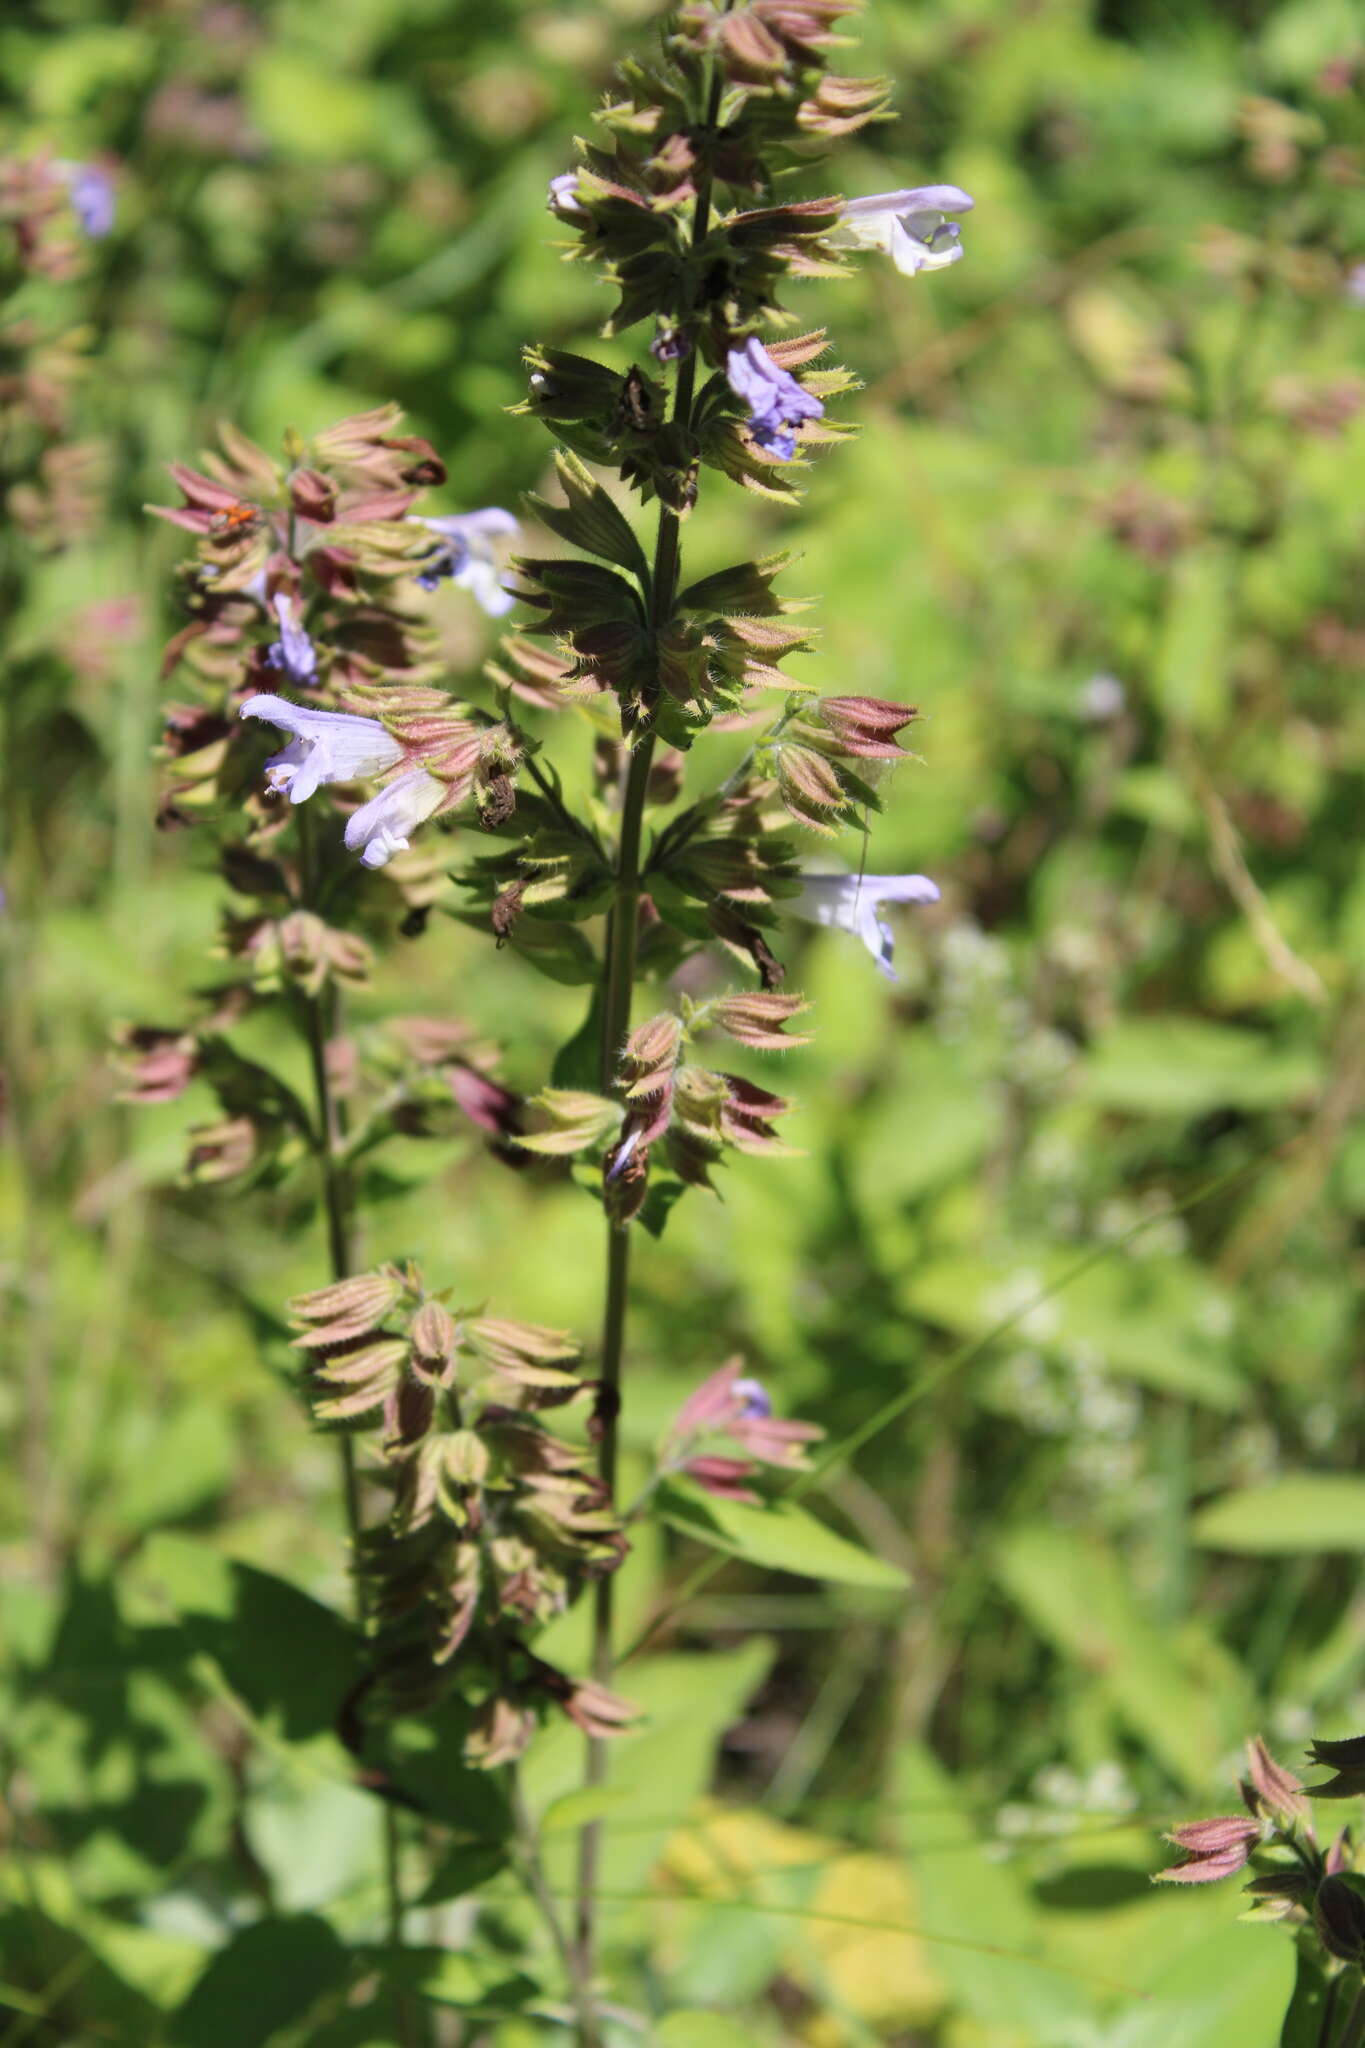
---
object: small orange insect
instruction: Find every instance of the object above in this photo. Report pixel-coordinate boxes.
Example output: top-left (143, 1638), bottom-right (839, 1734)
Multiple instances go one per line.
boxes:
top-left (210, 501), bottom-right (262, 537)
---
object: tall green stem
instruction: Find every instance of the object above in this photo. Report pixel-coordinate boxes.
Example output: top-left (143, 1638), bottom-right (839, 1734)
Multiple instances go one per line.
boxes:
top-left (571, 100), bottom-right (717, 2044)
top-left (297, 818), bottom-right (413, 2039)
top-left (1336, 1978), bottom-right (1365, 2048)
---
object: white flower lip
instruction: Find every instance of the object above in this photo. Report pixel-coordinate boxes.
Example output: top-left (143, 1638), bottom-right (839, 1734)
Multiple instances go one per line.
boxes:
top-left (793, 871), bottom-right (940, 980)
top-left (343, 768), bottom-right (446, 869)
top-left (239, 694), bottom-right (404, 804)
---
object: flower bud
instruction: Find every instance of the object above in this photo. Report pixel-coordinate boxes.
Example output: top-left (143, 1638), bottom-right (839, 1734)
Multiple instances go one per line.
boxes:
top-left (289, 1271), bottom-right (405, 1347)
top-left (774, 740), bottom-right (846, 833)
top-left (1154, 1815), bottom-right (1258, 1884)
top-left (706, 990), bottom-right (810, 1049)
top-left (814, 693), bottom-right (919, 760)
top-left (410, 1301), bottom-right (459, 1387)
top-left (113, 1024), bottom-right (199, 1103)
top-left (441, 1429), bottom-right (489, 1488)
top-left (287, 467), bottom-right (336, 522)
top-left (621, 1012), bottom-right (683, 1097)
top-left (1241, 1735), bottom-right (1311, 1831)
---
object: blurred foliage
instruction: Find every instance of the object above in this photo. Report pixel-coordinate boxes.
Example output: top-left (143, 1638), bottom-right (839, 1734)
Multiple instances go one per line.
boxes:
top-left (2, 0), bottom-right (1364, 2040)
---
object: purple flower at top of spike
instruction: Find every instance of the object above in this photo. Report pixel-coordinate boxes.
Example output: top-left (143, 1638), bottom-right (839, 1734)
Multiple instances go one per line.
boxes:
top-left (409, 507), bottom-right (519, 615)
top-left (263, 593), bottom-right (318, 687)
top-left (792, 872), bottom-right (940, 981)
top-left (830, 184), bottom-right (974, 277)
top-left (239, 694), bottom-right (404, 804)
top-left (725, 337), bottom-right (824, 461)
top-left (63, 161), bottom-right (116, 240)
top-left (732, 1377), bottom-right (772, 1420)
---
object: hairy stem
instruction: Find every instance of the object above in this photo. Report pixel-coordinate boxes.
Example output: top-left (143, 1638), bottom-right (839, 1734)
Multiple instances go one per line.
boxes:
top-left (298, 816), bottom-right (414, 2040)
top-left (571, 100), bottom-right (717, 2047)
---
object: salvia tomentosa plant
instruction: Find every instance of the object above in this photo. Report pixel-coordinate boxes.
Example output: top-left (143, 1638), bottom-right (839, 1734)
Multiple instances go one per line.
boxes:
top-left (124, 2), bottom-right (971, 2036)
top-left (1158, 1734), bottom-right (1365, 2046)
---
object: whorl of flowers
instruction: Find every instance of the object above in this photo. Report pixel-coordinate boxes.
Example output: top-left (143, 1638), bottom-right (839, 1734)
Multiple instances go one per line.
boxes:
top-left (290, 1263), bottom-right (634, 1763)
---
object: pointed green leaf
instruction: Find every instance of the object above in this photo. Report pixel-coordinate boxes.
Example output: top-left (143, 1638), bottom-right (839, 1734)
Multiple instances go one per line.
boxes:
top-left (659, 1478), bottom-right (908, 1590)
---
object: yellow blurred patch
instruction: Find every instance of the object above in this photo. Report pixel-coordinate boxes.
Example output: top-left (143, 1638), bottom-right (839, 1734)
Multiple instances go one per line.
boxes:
top-left (662, 1804), bottom-right (946, 2035)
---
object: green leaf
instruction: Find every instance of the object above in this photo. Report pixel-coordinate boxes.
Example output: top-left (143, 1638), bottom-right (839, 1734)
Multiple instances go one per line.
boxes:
top-left (415, 1841), bottom-right (510, 1907)
top-left (677, 553), bottom-right (792, 616)
top-left (658, 1478), bottom-right (908, 1590)
top-left (174, 1916), bottom-right (350, 2048)
top-left (894, 1743), bottom-right (1089, 2037)
top-left (106, 1402), bottom-right (235, 1531)
top-left (657, 2014), bottom-right (756, 2048)
top-left (371, 1947), bottom-right (536, 2013)
top-left (1078, 1018), bottom-right (1319, 1118)
top-left (901, 1244), bottom-right (1244, 1411)
top-left (1152, 541), bottom-right (1232, 730)
top-left (523, 1641), bottom-right (774, 1908)
top-left (1106, 1923), bottom-right (1293, 2048)
top-left (1194, 1476), bottom-right (1365, 1554)
top-left (992, 1523), bottom-right (1223, 1788)
top-left (1278, 1945), bottom-right (1334, 2048)
top-left (550, 984), bottom-right (605, 1089)
top-left (140, 1535), bottom-right (356, 1744)
top-left (528, 450), bottom-right (650, 585)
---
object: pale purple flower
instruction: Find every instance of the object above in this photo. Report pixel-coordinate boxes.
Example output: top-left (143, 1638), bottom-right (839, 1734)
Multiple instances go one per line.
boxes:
top-left (240, 694), bottom-right (404, 804)
top-left (343, 768), bottom-right (445, 869)
top-left (62, 162), bottom-right (116, 240)
top-left (793, 872), bottom-right (940, 980)
top-left (732, 1377), bottom-right (772, 1420)
top-left (830, 184), bottom-right (974, 277)
top-left (725, 338), bottom-right (824, 461)
top-left (1345, 261), bottom-right (1365, 306)
top-left (1078, 672), bottom-right (1125, 722)
top-left (263, 593), bottom-right (318, 686)
top-left (410, 507), bottom-right (519, 615)
top-left (547, 172), bottom-right (587, 221)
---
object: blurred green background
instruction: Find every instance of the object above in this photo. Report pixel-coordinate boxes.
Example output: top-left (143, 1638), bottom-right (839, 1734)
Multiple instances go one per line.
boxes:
top-left (3, 0), bottom-right (1365, 2040)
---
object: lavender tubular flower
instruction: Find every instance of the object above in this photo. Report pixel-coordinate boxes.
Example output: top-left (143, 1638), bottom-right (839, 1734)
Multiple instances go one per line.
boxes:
top-left (792, 872), bottom-right (940, 979)
top-left (263, 593), bottom-right (318, 686)
top-left (831, 184), bottom-right (974, 276)
top-left (410, 507), bottom-right (519, 613)
top-left (725, 338), bottom-right (824, 461)
top-left (343, 768), bottom-right (445, 868)
top-left (239, 694), bottom-right (404, 803)
top-left (60, 161), bottom-right (116, 239)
